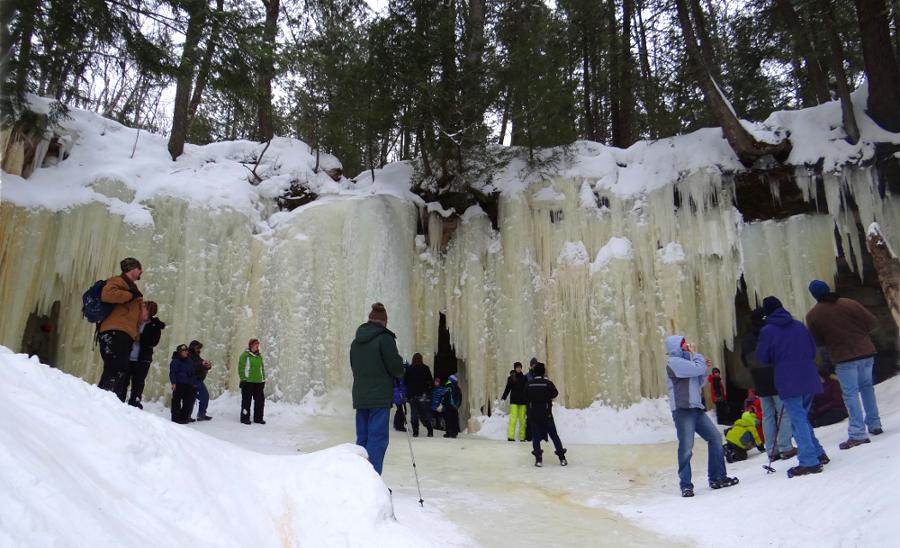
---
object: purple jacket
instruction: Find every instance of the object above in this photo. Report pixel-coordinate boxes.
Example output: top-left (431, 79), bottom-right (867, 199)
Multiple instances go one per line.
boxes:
top-left (756, 307), bottom-right (823, 399)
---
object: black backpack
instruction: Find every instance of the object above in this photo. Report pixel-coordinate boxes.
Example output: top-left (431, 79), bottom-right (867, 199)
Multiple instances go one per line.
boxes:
top-left (82, 280), bottom-right (115, 324)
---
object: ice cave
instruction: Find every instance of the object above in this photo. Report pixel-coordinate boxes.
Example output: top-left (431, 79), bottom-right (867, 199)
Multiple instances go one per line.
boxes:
top-left (1, 102), bottom-right (898, 432)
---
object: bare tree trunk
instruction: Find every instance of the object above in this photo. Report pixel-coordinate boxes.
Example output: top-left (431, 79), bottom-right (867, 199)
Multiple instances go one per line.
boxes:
top-left (866, 225), bottom-right (900, 329)
top-left (12, 0), bottom-right (36, 98)
top-left (188, 0), bottom-right (224, 131)
top-left (607, 0), bottom-right (621, 147)
top-left (635, 0), bottom-right (659, 139)
top-left (617, 0), bottom-right (635, 147)
top-left (674, 0), bottom-right (791, 166)
top-left (498, 87), bottom-right (510, 145)
top-left (167, 0), bottom-right (208, 160)
top-left (774, 0), bottom-right (830, 105)
top-left (688, 0), bottom-right (720, 80)
top-left (855, 0), bottom-right (900, 131)
top-left (821, 0), bottom-right (860, 143)
top-left (256, 0), bottom-right (280, 142)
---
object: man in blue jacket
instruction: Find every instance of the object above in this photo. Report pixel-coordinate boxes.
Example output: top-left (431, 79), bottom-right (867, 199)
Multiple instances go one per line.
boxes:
top-left (665, 335), bottom-right (738, 497)
top-left (756, 296), bottom-right (829, 478)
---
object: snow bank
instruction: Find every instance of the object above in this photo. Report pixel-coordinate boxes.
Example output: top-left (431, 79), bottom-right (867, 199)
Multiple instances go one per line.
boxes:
top-left (0, 346), bottom-right (449, 548)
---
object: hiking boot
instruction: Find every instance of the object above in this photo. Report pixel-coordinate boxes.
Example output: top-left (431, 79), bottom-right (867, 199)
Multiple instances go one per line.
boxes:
top-left (556, 449), bottom-right (568, 466)
top-left (681, 487), bottom-right (694, 498)
top-left (188, 418), bottom-right (196, 423)
top-left (241, 418), bottom-right (252, 425)
top-left (533, 450), bottom-right (543, 467)
top-left (787, 464), bottom-right (823, 478)
top-left (709, 477), bottom-right (739, 490)
top-left (819, 453), bottom-right (830, 465)
top-left (870, 428), bottom-right (884, 436)
top-left (427, 427), bottom-right (434, 437)
top-left (197, 415), bottom-right (213, 421)
top-left (780, 447), bottom-right (798, 460)
top-left (508, 438), bottom-right (515, 442)
top-left (254, 419), bottom-right (266, 424)
top-left (839, 438), bottom-right (870, 450)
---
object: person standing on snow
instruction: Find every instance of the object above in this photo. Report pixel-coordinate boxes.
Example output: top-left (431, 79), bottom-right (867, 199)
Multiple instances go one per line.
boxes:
top-left (441, 375), bottom-right (463, 438)
top-left (123, 300), bottom-right (165, 408)
top-left (665, 335), bottom-right (738, 497)
top-left (524, 362), bottom-right (567, 467)
top-left (169, 344), bottom-right (196, 424)
top-left (350, 302), bottom-right (405, 475)
top-left (805, 280), bottom-right (883, 449)
top-left (741, 307), bottom-right (796, 461)
top-left (708, 367), bottom-right (729, 425)
top-left (238, 338), bottom-right (266, 425)
top-left (97, 257), bottom-right (144, 396)
top-left (188, 340), bottom-right (213, 421)
top-left (501, 362), bottom-right (528, 442)
top-left (404, 353), bottom-right (434, 437)
top-left (431, 377), bottom-right (446, 431)
top-left (756, 296), bottom-right (829, 478)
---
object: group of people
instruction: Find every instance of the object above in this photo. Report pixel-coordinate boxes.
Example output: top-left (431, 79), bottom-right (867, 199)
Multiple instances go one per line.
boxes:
top-left (502, 359), bottom-right (568, 467)
top-left (392, 353), bottom-right (462, 439)
top-left (94, 257), bottom-right (267, 426)
top-left (669, 279), bottom-right (884, 498)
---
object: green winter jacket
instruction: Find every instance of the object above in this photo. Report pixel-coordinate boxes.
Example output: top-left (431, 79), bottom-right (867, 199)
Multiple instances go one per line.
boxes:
top-left (349, 321), bottom-right (404, 409)
top-left (238, 350), bottom-right (265, 383)
top-left (725, 411), bottom-right (763, 449)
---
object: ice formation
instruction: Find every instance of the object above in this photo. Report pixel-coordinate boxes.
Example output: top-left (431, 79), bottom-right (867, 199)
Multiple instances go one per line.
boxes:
top-left (2, 98), bottom-right (899, 425)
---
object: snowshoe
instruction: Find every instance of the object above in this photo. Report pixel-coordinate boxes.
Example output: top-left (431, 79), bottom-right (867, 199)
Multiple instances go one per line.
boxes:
top-left (681, 487), bottom-right (694, 498)
top-left (709, 477), bottom-right (739, 490)
top-left (839, 438), bottom-right (870, 450)
top-left (787, 464), bottom-right (823, 478)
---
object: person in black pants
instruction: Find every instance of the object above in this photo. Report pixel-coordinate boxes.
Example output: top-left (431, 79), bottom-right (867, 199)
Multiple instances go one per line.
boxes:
top-left (404, 352), bottom-right (434, 437)
top-left (442, 375), bottom-right (462, 438)
top-left (121, 301), bottom-right (165, 408)
top-left (97, 257), bottom-right (144, 394)
top-left (525, 362), bottom-right (567, 467)
top-left (169, 344), bottom-right (196, 423)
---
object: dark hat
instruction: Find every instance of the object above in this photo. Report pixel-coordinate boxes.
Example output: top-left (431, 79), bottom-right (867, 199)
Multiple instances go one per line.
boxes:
top-left (808, 280), bottom-right (830, 300)
top-left (762, 296), bottom-right (783, 317)
top-left (368, 302), bottom-right (388, 324)
top-left (533, 362), bottom-right (546, 377)
top-left (188, 340), bottom-right (203, 351)
top-left (176, 344), bottom-right (189, 352)
top-left (120, 257), bottom-right (142, 273)
top-left (529, 357), bottom-right (538, 366)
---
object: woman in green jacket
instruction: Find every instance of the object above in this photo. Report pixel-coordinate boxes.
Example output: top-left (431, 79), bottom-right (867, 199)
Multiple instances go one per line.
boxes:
top-left (238, 338), bottom-right (266, 424)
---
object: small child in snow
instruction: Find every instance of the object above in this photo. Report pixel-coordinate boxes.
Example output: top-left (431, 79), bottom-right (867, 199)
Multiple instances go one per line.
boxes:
top-left (431, 377), bottom-right (446, 431)
top-left (441, 375), bottom-right (462, 438)
top-left (724, 407), bottom-right (765, 463)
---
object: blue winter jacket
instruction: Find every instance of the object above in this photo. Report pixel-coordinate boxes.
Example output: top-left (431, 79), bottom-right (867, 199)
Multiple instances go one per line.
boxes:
top-left (664, 335), bottom-right (708, 411)
top-left (169, 353), bottom-right (196, 385)
top-left (755, 307), bottom-right (823, 399)
top-left (431, 385), bottom-right (447, 411)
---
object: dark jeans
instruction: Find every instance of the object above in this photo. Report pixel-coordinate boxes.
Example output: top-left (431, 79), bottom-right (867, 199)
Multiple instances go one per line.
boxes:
top-left (409, 394), bottom-right (433, 434)
top-left (125, 360), bottom-right (151, 407)
top-left (194, 380), bottom-right (209, 417)
top-left (171, 384), bottom-right (196, 423)
top-left (714, 401), bottom-right (730, 425)
top-left (98, 330), bottom-right (133, 398)
top-left (530, 414), bottom-right (564, 456)
top-left (355, 407), bottom-right (390, 475)
top-left (443, 406), bottom-right (460, 437)
top-left (241, 382), bottom-right (265, 422)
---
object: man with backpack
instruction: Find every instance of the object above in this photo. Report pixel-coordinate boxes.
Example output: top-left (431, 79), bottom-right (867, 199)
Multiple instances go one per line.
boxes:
top-left (96, 257), bottom-right (144, 396)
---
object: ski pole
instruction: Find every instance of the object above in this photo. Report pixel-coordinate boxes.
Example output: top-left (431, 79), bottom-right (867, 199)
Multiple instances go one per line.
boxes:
top-left (763, 403), bottom-right (785, 474)
top-left (403, 401), bottom-right (425, 506)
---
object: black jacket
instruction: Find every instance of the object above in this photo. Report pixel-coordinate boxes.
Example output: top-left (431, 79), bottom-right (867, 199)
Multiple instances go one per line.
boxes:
top-left (740, 331), bottom-right (777, 397)
top-left (135, 317), bottom-right (165, 364)
top-left (501, 371), bottom-right (528, 405)
top-left (525, 376), bottom-right (558, 419)
top-left (404, 364), bottom-right (434, 398)
top-left (189, 352), bottom-right (210, 381)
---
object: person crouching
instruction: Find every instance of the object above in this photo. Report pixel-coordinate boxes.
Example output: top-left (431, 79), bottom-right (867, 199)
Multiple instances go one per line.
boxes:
top-left (524, 362), bottom-right (567, 467)
top-left (169, 344), bottom-right (196, 424)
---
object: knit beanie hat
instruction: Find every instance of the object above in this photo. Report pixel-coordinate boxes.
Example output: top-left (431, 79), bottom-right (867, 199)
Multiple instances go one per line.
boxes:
top-left (533, 362), bottom-right (546, 377)
top-left (448, 374), bottom-right (458, 383)
top-left (808, 280), bottom-right (830, 301)
top-left (762, 296), bottom-right (783, 317)
top-left (368, 302), bottom-right (388, 324)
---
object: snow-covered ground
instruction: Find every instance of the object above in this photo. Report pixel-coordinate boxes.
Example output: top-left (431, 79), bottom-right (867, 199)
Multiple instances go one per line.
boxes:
top-left (3, 346), bottom-right (897, 547)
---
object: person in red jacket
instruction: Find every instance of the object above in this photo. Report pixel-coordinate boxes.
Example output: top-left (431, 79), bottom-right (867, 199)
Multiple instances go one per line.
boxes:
top-left (708, 368), bottom-right (729, 425)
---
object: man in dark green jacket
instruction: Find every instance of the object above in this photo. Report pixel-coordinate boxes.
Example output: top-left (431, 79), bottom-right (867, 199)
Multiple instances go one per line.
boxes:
top-left (350, 302), bottom-right (404, 475)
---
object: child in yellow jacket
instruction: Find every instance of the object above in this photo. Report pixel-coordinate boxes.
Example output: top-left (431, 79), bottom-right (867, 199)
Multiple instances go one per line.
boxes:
top-left (724, 409), bottom-right (764, 462)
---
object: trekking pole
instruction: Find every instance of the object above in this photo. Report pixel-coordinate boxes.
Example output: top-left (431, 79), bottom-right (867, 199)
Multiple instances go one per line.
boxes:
top-left (762, 404), bottom-right (785, 474)
top-left (402, 402), bottom-right (425, 507)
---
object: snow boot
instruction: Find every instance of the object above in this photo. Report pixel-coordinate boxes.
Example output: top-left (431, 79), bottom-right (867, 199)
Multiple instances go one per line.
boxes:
top-left (818, 452), bottom-right (830, 465)
top-left (533, 450), bottom-right (543, 467)
top-left (709, 477), bottom-right (739, 490)
top-left (254, 419), bottom-right (266, 424)
top-left (198, 415), bottom-right (213, 421)
top-left (241, 418), bottom-right (252, 425)
top-left (870, 427), bottom-right (884, 436)
top-left (839, 438), bottom-right (870, 450)
top-left (556, 448), bottom-right (567, 466)
top-left (681, 487), bottom-right (694, 498)
top-left (787, 464), bottom-right (823, 478)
